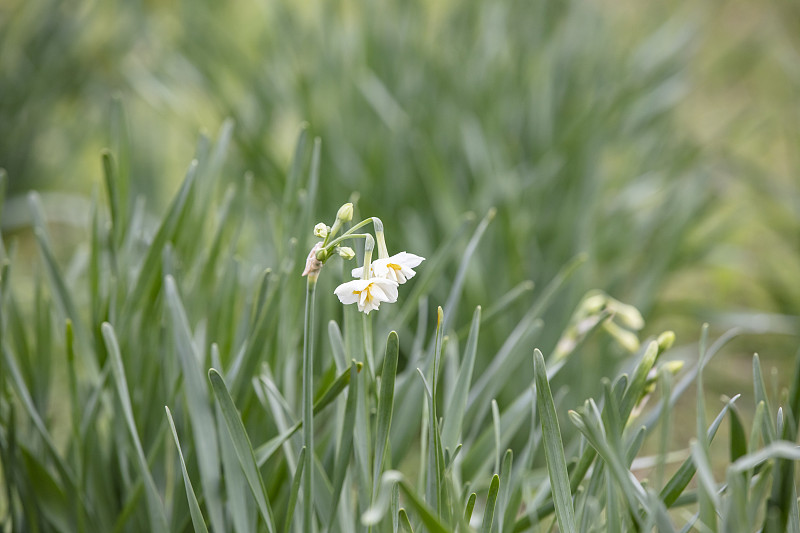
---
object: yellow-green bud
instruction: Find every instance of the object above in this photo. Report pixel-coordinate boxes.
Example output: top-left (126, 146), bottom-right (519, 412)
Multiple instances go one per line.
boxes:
top-left (336, 203), bottom-right (354, 223)
top-left (607, 298), bottom-right (645, 330)
top-left (661, 360), bottom-right (683, 376)
top-left (603, 321), bottom-right (640, 353)
top-left (580, 292), bottom-right (607, 315)
top-left (336, 246), bottom-right (355, 260)
top-left (313, 223), bottom-right (329, 238)
top-left (657, 330), bottom-right (676, 353)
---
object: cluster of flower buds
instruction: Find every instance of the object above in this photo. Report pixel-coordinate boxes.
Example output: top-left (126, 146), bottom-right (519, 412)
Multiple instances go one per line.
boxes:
top-left (552, 290), bottom-right (646, 362)
top-left (302, 202), bottom-right (425, 314)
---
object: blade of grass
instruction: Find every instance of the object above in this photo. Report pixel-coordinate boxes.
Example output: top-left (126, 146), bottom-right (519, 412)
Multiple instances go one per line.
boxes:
top-left (165, 407), bottom-right (209, 533)
top-left (328, 362), bottom-right (359, 530)
top-left (255, 362), bottom-right (361, 466)
top-left (121, 160), bottom-right (197, 325)
top-left (764, 345), bottom-right (800, 533)
top-left (208, 368), bottom-right (276, 533)
top-left (164, 276), bottom-right (225, 533)
top-left (373, 331), bottom-right (400, 498)
top-left (533, 349), bottom-right (576, 533)
top-left (212, 345), bottom-right (253, 533)
top-left (494, 449), bottom-right (513, 533)
top-left (465, 492), bottom-right (477, 524)
top-left (284, 447), bottom-right (307, 533)
top-left (660, 395), bottom-right (738, 507)
top-left (481, 474), bottom-right (500, 533)
top-left (102, 322), bottom-right (169, 533)
top-left (441, 306), bottom-right (481, 453)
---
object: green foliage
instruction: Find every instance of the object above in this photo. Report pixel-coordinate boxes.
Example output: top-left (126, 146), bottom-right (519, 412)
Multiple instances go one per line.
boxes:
top-left (1, 121), bottom-right (799, 532)
top-left (2, 0), bottom-right (800, 531)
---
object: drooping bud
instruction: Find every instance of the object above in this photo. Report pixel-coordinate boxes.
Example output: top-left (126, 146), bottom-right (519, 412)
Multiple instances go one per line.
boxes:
top-left (360, 235), bottom-right (375, 280)
top-left (603, 320), bottom-right (640, 353)
top-left (336, 246), bottom-right (355, 260)
top-left (314, 223), bottom-right (330, 238)
top-left (302, 242), bottom-right (324, 281)
top-left (607, 298), bottom-right (645, 330)
top-left (580, 291), bottom-right (607, 316)
top-left (372, 217), bottom-right (389, 258)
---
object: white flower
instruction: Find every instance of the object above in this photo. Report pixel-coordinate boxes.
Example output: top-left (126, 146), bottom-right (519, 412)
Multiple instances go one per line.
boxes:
top-left (334, 278), bottom-right (399, 314)
top-left (351, 252), bottom-right (425, 284)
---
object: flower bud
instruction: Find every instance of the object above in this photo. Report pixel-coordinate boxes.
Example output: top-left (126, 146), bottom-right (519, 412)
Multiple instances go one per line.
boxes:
top-left (661, 360), bottom-right (683, 376)
top-left (580, 292), bottom-right (607, 315)
top-left (657, 330), bottom-right (676, 353)
top-left (603, 320), bottom-right (640, 352)
top-left (607, 298), bottom-right (645, 330)
top-left (336, 246), bottom-right (355, 260)
top-left (313, 223), bottom-right (329, 238)
top-left (336, 203), bottom-right (354, 223)
top-left (302, 242), bottom-right (324, 280)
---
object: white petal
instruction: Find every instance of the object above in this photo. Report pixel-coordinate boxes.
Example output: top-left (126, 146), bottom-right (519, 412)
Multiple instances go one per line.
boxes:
top-left (399, 265), bottom-right (416, 280)
top-left (374, 278), bottom-right (399, 302)
top-left (351, 266), bottom-right (364, 278)
top-left (334, 279), bottom-right (369, 305)
top-left (391, 252), bottom-right (425, 268)
top-left (362, 299), bottom-right (378, 314)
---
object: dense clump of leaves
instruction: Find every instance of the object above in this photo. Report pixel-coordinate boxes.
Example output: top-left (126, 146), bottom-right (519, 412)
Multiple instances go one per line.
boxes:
top-left (1, 121), bottom-right (799, 533)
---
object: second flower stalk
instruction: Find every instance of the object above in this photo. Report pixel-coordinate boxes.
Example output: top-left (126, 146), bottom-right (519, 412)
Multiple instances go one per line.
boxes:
top-left (303, 203), bottom-right (425, 313)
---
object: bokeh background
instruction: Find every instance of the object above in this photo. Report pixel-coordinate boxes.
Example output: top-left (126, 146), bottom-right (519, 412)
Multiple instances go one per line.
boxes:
top-left (2, 0), bottom-right (799, 452)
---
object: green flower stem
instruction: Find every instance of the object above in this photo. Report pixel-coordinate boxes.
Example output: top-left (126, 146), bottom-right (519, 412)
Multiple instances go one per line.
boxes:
top-left (323, 217), bottom-right (372, 248)
top-left (361, 235), bottom-right (376, 377)
top-left (302, 276), bottom-right (317, 532)
top-left (372, 218), bottom-right (388, 258)
top-left (323, 233), bottom-right (371, 254)
top-left (323, 216), bottom-right (384, 254)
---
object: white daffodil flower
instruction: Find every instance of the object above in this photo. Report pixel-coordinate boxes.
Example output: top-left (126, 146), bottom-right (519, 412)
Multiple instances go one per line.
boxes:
top-left (333, 278), bottom-right (399, 314)
top-left (351, 252), bottom-right (425, 284)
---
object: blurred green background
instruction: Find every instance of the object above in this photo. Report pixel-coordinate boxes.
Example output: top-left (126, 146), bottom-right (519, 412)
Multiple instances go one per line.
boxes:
top-left (2, 0), bottom-right (799, 434)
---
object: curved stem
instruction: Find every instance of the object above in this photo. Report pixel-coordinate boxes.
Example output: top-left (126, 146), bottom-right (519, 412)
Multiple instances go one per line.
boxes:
top-left (324, 233), bottom-right (371, 252)
top-left (302, 277), bottom-right (317, 532)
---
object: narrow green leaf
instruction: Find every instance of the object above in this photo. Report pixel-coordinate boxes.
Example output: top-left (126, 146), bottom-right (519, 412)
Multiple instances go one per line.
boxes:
top-left (491, 400), bottom-right (501, 475)
top-left (28, 193), bottom-right (93, 372)
top-left (284, 447), bottom-right (307, 533)
top-left (255, 362), bottom-right (361, 466)
top-left (399, 509), bottom-right (413, 532)
top-left (753, 353), bottom-right (776, 443)
top-left (481, 474), bottom-right (500, 533)
top-left (208, 368), bottom-right (276, 533)
top-left (441, 306), bottom-right (481, 453)
top-left (328, 320), bottom-right (347, 372)
top-left (212, 346), bottom-right (253, 533)
top-left (729, 405), bottom-right (747, 463)
top-left (398, 480), bottom-right (449, 533)
top-left (2, 342), bottom-right (77, 492)
top-left (533, 349), bottom-right (576, 533)
top-left (121, 160), bottom-right (196, 324)
top-left (660, 395), bottom-right (738, 507)
top-left (764, 346), bottom-right (800, 533)
top-left (164, 276), bottom-right (224, 533)
top-left (495, 449), bottom-right (513, 533)
top-left (328, 362), bottom-right (360, 528)
top-left (165, 407), bottom-right (209, 533)
top-left (374, 331), bottom-right (400, 497)
top-left (619, 341), bottom-right (659, 419)
top-left (465, 492), bottom-right (477, 524)
top-left (102, 323), bottom-right (169, 533)
top-left (690, 440), bottom-right (721, 512)
top-left (102, 150), bottom-right (122, 248)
